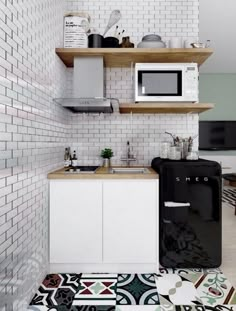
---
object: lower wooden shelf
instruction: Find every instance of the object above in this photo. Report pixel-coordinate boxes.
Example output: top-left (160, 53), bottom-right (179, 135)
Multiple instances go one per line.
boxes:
top-left (119, 103), bottom-right (214, 114)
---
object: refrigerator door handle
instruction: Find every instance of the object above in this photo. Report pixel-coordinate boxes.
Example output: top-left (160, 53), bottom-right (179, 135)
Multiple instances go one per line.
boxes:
top-left (164, 201), bottom-right (191, 207)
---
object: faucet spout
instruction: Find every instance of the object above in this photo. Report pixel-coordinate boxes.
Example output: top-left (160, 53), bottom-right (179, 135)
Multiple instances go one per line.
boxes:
top-left (121, 141), bottom-right (137, 166)
top-left (127, 141), bottom-right (131, 158)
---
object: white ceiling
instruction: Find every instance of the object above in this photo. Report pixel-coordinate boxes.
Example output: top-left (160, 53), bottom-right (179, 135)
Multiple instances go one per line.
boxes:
top-left (200, 0), bottom-right (236, 73)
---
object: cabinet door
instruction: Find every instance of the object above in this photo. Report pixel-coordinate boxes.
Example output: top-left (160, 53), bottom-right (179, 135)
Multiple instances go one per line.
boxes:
top-left (103, 180), bottom-right (158, 263)
top-left (50, 180), bottom-right (102, 263)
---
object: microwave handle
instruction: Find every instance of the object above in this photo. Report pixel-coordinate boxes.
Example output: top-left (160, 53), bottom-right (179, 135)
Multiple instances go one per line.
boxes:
top-left (131, 62), bottom-right (134, 85)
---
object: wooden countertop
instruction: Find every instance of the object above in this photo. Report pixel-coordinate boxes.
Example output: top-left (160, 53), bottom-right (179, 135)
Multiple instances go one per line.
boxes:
top-left (48, 166), bottom-right (159, 180)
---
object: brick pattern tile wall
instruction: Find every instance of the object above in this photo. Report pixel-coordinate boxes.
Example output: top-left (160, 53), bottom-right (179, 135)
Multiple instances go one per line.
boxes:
top-left (66, 0), bottom-right (200, 165)
top-left (68, 110), bottom-right (199, 166)
top-left (0, 0), bottom-right (67, 310)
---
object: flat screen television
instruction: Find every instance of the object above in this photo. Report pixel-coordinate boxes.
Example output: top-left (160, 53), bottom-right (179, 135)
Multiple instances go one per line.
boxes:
top-left (199, 121), bottom-right (236, 150)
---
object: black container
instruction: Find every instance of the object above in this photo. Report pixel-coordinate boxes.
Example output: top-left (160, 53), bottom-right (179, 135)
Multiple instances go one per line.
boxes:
top-left (88, 34), bottom-right (104, 48)
top-left (103, 36), bottom-right (119, 48)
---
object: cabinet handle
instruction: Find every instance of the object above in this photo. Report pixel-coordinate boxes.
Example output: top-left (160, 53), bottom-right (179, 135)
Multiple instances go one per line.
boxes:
top-left (164, 201), bottom-right (190, 207)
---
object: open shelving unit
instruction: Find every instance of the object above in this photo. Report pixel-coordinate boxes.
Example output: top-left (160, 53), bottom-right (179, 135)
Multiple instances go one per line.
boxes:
top-left (55, 48), bottom-right (213, 68)
top-left (55, 47), bottom-right (214, 114)
top-left (119, 103), bottom-right (214, 114)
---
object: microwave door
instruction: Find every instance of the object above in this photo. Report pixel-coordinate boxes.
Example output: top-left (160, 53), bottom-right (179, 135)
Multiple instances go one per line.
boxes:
top-left (137, 70), bottom-right (182, 101)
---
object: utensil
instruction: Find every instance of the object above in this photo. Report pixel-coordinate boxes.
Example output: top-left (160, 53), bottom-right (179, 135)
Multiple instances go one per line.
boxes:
top-left (103, 10), bottom-right (121, 37)
top-left (165, 132), bottom-right (198, 159)
top-left (165, 131), bottom-right (179, 146)
top-left (114, 25), bottom-right (118, 37)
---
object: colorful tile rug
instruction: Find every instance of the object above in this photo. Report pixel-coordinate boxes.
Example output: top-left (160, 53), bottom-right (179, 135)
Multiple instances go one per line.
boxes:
top-left (28, 270), bottom-right (236, 311)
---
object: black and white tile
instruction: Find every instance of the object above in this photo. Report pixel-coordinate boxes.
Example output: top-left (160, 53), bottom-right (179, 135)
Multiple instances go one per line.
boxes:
top-left (222, 188), bottom-right (236, 208)
top-left (116, 274), bottom-right (159, 305)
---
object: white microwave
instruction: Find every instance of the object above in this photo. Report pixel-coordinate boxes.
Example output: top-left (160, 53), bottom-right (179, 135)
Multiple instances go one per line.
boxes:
top-left (135, 63), bottom-right (199, 102)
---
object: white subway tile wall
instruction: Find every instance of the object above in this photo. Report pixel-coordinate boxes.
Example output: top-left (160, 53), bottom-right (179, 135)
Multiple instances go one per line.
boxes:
top-left (0, 0), bottom-right (68, 310)
top-left (66, 0), bottom-right (199, 163)
top-left (68, 109), bottom-right (199, 166)
top-left (0, 0), bottom-right (200, 309)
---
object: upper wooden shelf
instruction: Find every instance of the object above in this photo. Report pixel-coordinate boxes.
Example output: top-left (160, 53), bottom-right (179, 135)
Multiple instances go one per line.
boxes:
top-left (55, 48), bottom-right (213, 67)
top-left (119, 103), bottom-right (214, 114)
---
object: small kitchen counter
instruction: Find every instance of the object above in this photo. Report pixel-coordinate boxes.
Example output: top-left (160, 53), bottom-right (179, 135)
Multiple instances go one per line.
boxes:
top-left (47, 166), bottom-right (159, 180)
top-left (49, 165), bottom-right (159, 273)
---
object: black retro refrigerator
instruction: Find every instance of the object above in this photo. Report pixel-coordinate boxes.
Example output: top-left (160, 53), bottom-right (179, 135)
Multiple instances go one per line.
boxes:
top-left (152, 157), bottom-right (222, 268)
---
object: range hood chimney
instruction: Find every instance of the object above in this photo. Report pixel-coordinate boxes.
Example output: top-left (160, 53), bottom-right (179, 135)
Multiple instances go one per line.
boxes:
top-left (57, 56), bottom-right (113, 113)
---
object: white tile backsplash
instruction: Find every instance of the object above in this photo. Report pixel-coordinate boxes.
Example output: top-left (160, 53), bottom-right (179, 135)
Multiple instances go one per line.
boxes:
top-left (68, 110), bottom-right (199, 166)
top-left (0, 0), bottom-right (68, 310)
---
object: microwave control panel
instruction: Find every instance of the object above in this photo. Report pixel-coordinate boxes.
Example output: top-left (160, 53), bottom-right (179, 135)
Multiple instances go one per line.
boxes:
top-left (184, 65), bottom-right (199, 101)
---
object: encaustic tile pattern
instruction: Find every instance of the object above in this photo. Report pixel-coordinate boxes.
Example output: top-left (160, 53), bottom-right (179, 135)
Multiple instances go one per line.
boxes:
top-left (28, 270), bottom-right (236, 311)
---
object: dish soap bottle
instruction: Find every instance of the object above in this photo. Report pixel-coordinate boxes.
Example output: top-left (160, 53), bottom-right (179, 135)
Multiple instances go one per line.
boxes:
top-left (72, 150), bottom-right (78, 168)
top-left (64, 148), bottom-right (70, 167)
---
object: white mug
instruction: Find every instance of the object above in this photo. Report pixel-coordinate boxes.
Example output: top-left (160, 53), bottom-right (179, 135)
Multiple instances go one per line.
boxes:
top-left (170, 37), bottom-right (183, 48)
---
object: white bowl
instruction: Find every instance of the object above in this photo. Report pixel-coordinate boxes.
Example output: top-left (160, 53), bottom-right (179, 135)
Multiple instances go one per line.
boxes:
top-left (137, 40), bottom-right (166, 48)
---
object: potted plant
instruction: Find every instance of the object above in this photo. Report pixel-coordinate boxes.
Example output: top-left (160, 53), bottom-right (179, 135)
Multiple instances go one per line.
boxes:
top-left (100, 148), bottom-right (113, 167)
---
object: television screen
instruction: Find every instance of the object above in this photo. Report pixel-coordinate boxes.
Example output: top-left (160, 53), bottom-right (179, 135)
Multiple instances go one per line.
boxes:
top-left (199, 121), bottom-right (236, 150)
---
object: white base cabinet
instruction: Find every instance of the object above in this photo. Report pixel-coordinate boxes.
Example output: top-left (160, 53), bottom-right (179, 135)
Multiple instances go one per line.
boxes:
top-left (49, 179), bottom-right (159, 272)
top-left (50, 180), bottom-right (103, 263)
top-left (103, 181), bottom-right (157, 264)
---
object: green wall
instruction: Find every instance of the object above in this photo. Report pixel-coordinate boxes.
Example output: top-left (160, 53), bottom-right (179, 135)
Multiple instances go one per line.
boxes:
top-left (199, 74), bottom-right (236, 120)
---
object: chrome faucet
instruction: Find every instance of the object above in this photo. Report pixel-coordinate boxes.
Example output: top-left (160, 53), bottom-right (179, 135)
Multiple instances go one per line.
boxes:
top-left (121, 141), bottom-right (136, 166)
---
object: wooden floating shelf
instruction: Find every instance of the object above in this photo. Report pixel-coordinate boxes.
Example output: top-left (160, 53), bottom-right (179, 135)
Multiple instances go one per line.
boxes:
top-left (119, 103), bottom-right (214, 114)
top-left (55, 48), bottom-right (213, 68)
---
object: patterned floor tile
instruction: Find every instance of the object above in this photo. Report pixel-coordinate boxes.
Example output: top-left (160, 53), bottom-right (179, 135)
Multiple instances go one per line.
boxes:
top-left (155, 274), bottom-right (203, 305)
top-left (158, 268), bottom-right (222, 275)
top-left (175, 307), bottom-right (205, 311)
top-left (223, 187), bottom-right (236, 208)
top-left (71, 307), bottom-right (116, 311)
top-left (30, 274), bottom-right (81, 307)
top-left (72, 273), bottom-right (117, 306)
top-left (115, 305), bottom-right (175, 311)
top-left (28, 307), bottom-right (116, 311)
top-left (204, 307), bottom-right (236, 311)
top-left (195, 273), bottom-right (235, 306)
top-left (28, 307), bottom-right (51, 311)
top-left (228, 291), bottom-right (236, 304)
top-left (27, 307), bottom-right (71, 311)
top-left (116, 274), bottom-right (159, 305)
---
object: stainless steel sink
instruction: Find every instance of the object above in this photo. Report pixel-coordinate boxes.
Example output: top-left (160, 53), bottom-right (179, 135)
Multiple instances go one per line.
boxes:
top-left (110, 167), bottom-right (150, 174)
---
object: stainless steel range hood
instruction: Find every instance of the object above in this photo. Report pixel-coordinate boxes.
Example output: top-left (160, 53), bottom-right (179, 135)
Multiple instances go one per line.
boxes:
top-left (54, 97), bottom-right (113, 113)
top-left (56, 56), bottom-right (113, 113)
